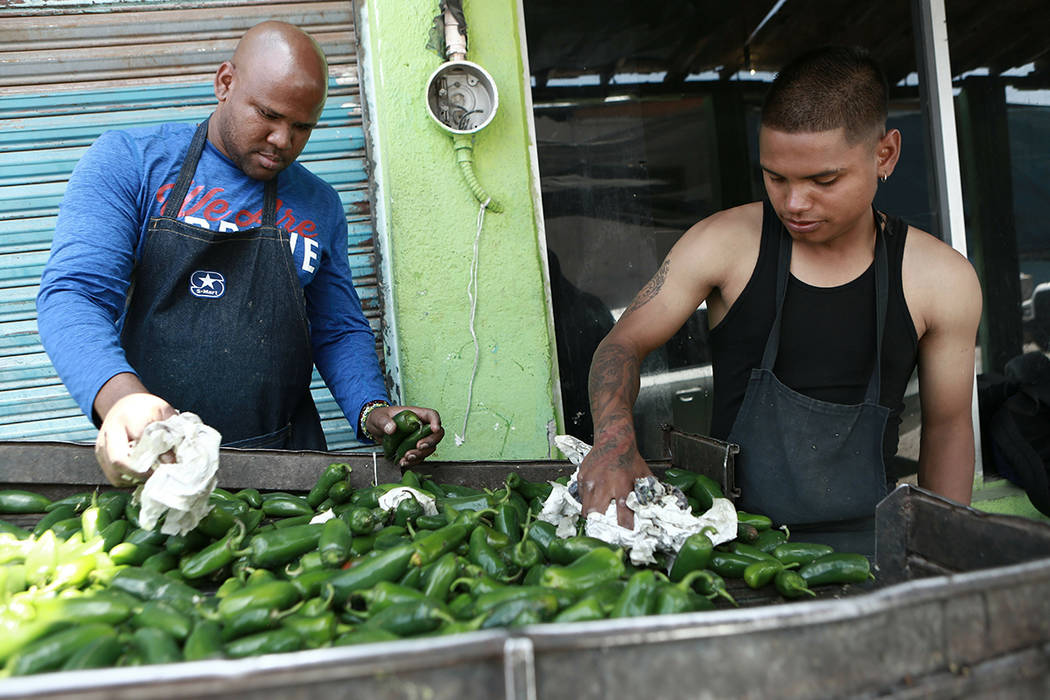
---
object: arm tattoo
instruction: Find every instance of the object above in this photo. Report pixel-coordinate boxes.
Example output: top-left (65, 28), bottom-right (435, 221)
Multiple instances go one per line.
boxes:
top-left (587, 342), bottom-right (641, 459)
top-left (622, 259), bottom-right (670, 319)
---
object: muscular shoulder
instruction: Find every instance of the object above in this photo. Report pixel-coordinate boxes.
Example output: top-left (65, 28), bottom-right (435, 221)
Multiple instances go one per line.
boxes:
top-left (901, 226), bottom-right (982, 338)
top-left (671, 202), bottom-right (763, 309)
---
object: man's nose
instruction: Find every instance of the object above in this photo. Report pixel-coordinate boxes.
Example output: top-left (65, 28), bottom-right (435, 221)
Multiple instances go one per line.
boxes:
top-left (267, 123), bottom-right (292, 150)
top-left (784, 185), bottom-right (811, 213)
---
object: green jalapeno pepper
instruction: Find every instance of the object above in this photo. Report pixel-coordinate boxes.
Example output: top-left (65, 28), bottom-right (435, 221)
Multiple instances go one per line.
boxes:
top-left (333, 627), bottom-right (401, 646)
top-left (662, 468), bottom-right (700, 491)
top-left (735, 522), bottom-right (760, 544)
top-left (481, 590), bottom-right (559, 629)
top-left (772, 541), bottom-right (836, 566)
top-left (730, 542), bottom-right (779, 563)
top-left (363, 599), bottom-right (452, 636)
top-left (736, 510), bottom-right (773, 532)
top-left (131, 627), bottom-right (182, 666)
top-left (224, 628), bottom-right (302, 659)
top-left (61, 634), bottom-right (123, 671)
top-left (234, 488), bottom-right (264, 509)
top-left (183, 620), bottom-right (225, 661)
top-left (236, 522), bottom-right (323, 569)
top-left (421, 552), bottom-right (461, 602)
top-left (0, 489), bottom-right (51, 515)
top-left (525, 520), bottom-right (557, 556)
top-left (394, 424), bottom-right (434, 463)
top-left (217, 579), bottom-right (302, 622)
top-left (798, 553), bottom-right (873, 585)
top-left (689, 475), bottom-right (724, 512)
top-left (668, 527), bottom-right (717, 581)
top-left (686, 569), bottom-right (737, 606)
top-left (383, 410), bottom-right (422, 460)
top-left (547, 535), bottom-right (618, 565)
top-left (328, 542), bottom-right (415, 605)
top-left (410, 508), bottom-right (494, 567)
top-left (393, 496), bottom-right (425, 528)
top-left (307, 463), bottom-right (350, 509)
top-left (774, 568), bottom-right (817, 598)
top-left (179, 520), bottom-right (246, 579)
top-left (743, 559), bottom-right (787, 589)
top-left (540, 546), bottom-right (626, 595)
top-left (510, 538), bottom-right (542, 570)
top-left (552, 595), bottom-right (607, 623)
top-left (7, 623), bottom-right (114, 676)
top-left (353, 580), bottom-right (433, 615)
top-left (610, 569), bottom-right (663, 618)
top-left (261, 493), bottom-right (314, 518)
top-left (130, 600), bottom-right (193, 640)
top-left (709, 551), bottom-right (755, 578)
top-left (467, 524), bottom-right (515, 579)
top-left (414, 512), bottom-right (448, 531)
top-left (492, 502), bottom-right (522, 542)
top-left (32, 504), bottom-right (77, 537)
top-left (282, 610), bottom-right (338, 648)
top-left (319, 517), bottom-right (353, 569)
top-left (753, 527), bottom-right (789, 553)
top-left (653, 573), bottom-right (716, 615)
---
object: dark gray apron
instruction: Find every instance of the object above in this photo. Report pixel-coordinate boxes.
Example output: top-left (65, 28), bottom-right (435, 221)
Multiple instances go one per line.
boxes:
top-left (121, 118), bottom-right (326, 450)
top-left (728, 212), bottom-right (890, 556)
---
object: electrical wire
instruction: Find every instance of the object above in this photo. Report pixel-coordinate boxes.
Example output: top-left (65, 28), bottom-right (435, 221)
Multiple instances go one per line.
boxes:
top-left (454, 197), bottom-right (490, 446)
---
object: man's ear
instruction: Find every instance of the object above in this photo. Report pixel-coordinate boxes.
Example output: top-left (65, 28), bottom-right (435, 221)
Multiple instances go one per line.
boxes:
top-left (214, 61), bottom-right (235, 101)
top-left (876, 128), bottom-right (902, 177)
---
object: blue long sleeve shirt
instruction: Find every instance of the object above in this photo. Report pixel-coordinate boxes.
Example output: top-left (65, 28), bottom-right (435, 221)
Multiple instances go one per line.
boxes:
top-left (36, 122), bottom-right (389, 439)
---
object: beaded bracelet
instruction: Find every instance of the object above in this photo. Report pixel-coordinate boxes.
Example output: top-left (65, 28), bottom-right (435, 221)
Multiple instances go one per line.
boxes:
top-left (359, 399), bottom-right (390, 443)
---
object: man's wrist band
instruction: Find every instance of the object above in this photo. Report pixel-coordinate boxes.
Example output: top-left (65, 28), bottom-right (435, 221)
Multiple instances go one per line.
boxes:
top-left (359, 400), bottom-right (390, 443)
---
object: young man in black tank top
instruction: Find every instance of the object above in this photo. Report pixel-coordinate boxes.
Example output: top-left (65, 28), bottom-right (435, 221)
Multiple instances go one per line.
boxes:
top-left (578, 46), bottom-right (982, 537)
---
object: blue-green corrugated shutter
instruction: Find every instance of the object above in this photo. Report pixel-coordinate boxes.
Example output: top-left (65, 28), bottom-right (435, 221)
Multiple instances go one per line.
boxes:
top-left (0, 1), bottom-right (381, 449)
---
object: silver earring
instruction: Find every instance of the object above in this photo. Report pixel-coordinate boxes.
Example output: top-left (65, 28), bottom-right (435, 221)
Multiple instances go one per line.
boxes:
top-left (880, 173), bottom-right (888, 183)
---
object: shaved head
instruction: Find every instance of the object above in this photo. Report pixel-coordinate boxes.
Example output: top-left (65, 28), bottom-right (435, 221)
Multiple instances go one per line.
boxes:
top-left (232, 21), bottom-right (328, 109)
top-left (209, 21), bottom-right (329, 180)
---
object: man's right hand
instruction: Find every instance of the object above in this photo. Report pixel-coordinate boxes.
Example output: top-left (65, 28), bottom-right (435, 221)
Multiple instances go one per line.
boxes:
top-left (95, 392), bottom-right (177, 487)
top-left (577, 436), bottom-right (653, 529)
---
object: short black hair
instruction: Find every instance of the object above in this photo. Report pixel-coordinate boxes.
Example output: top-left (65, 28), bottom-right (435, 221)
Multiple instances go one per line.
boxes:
top-left (761, 46), bottom-right (889, 144)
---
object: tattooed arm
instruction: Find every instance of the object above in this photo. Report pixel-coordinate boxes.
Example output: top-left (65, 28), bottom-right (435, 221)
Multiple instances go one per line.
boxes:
top-left (577, 204), bottom-right (761, 527)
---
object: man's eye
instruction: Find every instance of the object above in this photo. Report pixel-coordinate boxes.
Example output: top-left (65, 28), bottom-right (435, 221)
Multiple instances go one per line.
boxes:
top-left (815, 179), bottom-right (838, 187)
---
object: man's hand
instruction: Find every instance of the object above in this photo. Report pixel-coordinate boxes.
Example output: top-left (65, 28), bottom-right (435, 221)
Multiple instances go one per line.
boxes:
top-left (577, 433), bottom-right (653, 529)
top-left (367, 405), bottom-right (445, 467)
top-left (95, 392), bottom-right (178, 487)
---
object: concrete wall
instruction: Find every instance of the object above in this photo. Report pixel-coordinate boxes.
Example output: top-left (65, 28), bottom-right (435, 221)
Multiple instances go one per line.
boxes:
top-left (358, 0), bottom-right (561, 459)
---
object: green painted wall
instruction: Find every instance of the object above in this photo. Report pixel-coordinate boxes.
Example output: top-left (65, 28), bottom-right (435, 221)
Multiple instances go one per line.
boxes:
top-left (359, 0), bottom-right (560, 459)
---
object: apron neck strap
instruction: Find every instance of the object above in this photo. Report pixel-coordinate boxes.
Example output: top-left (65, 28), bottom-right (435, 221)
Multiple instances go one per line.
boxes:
top-left (162, 115), bottom-right (278, 226)
top-left (760, 205), bottom-right (889, 404)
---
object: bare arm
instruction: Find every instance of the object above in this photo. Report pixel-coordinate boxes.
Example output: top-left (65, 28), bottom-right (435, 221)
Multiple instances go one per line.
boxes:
top-left (912, 238), bottom-right (983, 504)
top-left (577, 207), bottom-right (755, 525)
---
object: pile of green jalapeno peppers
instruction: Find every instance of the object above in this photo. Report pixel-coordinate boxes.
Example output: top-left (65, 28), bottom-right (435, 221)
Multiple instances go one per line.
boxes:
top-left (0, 467), bottom-right (872, 676)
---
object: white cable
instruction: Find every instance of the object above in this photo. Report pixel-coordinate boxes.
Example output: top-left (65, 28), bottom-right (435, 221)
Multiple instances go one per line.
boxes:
top-left (455, 197), bottom-right (490, 445)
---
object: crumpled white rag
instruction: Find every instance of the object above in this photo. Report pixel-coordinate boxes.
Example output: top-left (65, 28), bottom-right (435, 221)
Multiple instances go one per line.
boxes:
top-left (544, 434), bottom-right (738, 566)
top-left (126, 412), bottom-right (221, 536)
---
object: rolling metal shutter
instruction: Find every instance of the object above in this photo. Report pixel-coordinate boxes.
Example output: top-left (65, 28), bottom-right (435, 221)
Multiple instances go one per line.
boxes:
top-left (0, 1), bottom-right (381, 449)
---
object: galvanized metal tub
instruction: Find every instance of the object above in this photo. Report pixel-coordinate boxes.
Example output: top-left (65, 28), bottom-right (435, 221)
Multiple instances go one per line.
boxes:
top-left (2, 440), bottom-right (1049, 699)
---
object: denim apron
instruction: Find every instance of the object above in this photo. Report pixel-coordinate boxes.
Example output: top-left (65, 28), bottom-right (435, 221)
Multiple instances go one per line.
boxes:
top-left (728, 211), bottom-right (890, 556)
top-left (121, 118), bottom-right (326, 450)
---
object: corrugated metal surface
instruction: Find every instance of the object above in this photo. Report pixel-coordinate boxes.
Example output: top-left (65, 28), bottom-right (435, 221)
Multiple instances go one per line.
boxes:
top-left (0, 0), bottom-right (382, 449)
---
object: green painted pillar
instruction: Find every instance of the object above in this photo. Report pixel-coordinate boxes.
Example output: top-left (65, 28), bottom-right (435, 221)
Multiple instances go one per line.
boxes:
top-left (357, 0), bottom-right (561, 459)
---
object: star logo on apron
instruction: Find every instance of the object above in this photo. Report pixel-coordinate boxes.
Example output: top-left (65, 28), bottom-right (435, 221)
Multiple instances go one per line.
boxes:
top-left (189, 270), bottom-right (225, 299)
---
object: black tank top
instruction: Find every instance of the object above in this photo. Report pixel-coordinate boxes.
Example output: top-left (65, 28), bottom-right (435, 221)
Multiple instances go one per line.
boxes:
top-left (709, 200), bottom-right (919, 463)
